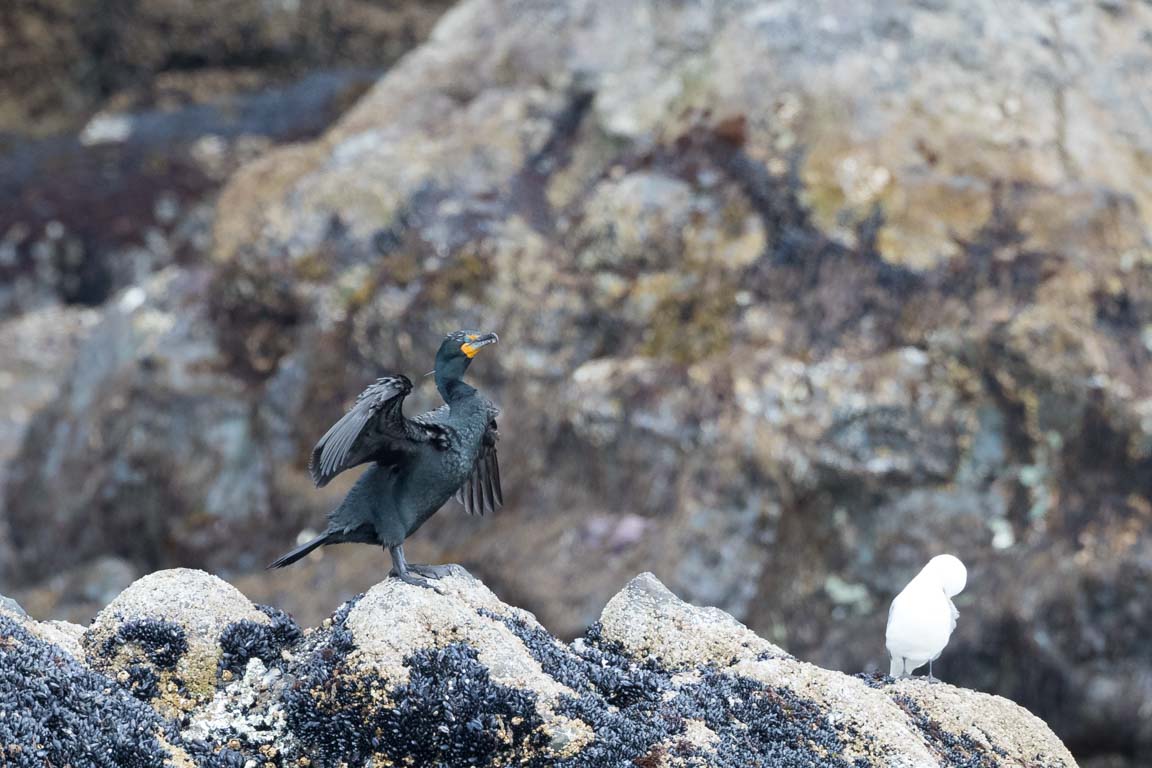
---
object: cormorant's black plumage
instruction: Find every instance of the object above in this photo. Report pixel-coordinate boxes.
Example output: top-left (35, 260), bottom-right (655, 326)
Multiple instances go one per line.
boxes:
top-left (269, 331), bottom-right (502, 587)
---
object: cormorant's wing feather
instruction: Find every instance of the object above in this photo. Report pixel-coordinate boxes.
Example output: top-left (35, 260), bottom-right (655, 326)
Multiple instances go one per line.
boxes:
top-left (488, 446), bottom-right (502, 506)
top-left (489, 446), bottom-right (503, 506)
top-left (455, 420), bottom-right (502, 516)
top-left (478, 449), bottom-right (495, 515)
top-left (472, 457), bottom-right (484, 516)
top-left (309, 375), bottom-right (433, 487)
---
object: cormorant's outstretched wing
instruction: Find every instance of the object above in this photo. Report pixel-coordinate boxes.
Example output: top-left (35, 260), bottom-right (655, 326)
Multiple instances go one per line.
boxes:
top-left (309, 376), bottom-right (441, 487)
top-left (455, 420), bottom-right (502, 516)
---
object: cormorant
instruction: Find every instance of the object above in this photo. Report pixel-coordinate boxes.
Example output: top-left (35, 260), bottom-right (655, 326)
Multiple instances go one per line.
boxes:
top-left (268, 330), bottom-right (502, 588)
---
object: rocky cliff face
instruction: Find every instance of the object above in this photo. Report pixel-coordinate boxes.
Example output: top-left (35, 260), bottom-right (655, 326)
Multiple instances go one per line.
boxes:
top-left (1, 1), bottom-right (1149, 766)
top-left (1, 0), bottom-right (455, 141)
top-left (0, 0), bottom-right (454, 319)
top-left (0, 569), bottom-right (1077, 767)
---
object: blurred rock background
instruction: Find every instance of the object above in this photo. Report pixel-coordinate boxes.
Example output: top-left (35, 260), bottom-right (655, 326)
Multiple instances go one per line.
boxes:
top-left (0, 0), bottom-right (1149, 766)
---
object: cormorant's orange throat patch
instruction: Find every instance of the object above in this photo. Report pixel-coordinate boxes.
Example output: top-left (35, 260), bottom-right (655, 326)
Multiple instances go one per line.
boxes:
top-left (460, 333), bottom-right (495, 358)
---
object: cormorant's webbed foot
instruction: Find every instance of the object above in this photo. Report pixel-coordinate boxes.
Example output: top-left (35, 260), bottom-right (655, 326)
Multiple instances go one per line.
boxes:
top-left (407, 563), bottom-right (455, 579)
top-left (390, 568), bottom-right (440, 591)
top-left (387, 545), bottom-right (444, 592)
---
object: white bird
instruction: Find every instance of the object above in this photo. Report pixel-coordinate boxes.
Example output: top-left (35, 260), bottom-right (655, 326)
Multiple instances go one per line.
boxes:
top-left (885, 554), bottom-right (967, 680)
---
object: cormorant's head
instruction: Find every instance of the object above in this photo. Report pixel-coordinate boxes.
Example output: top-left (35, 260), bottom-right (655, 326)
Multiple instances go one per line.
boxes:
top-left (434, 330), bottom-right (499, 384)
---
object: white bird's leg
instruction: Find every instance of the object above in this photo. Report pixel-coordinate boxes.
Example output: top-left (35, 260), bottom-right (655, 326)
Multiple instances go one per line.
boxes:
top-left (927, 659), bottom-right (937, 683)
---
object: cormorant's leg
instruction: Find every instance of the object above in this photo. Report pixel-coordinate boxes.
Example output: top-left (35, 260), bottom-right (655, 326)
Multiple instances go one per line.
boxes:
top-left (387, 545), bottom-right (439, 591)
top-left (407, 563), bottom-right (456, 579)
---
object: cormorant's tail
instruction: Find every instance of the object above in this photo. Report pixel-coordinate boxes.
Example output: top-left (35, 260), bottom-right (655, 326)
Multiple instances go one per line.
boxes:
top-left (267, 533), bottom-right (329, 569)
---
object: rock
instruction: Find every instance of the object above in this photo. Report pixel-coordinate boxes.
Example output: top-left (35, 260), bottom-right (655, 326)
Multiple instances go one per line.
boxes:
top-left (0, 613), bottom-right (194, 768)
top-left (1, 0), bottom-right (1150, 764)
top-left (0, 592), bottom-right (26, 617)
top-left (0, 568), bottom-right (1077, 767)
top-left (1, 592), bottom-right (86, 659)
top-left (2, 269), bottom-right (301, 582)
top-left (599, 572), bottom-right (786, 667)
top-left (4, 556), bottom-right (140, 628)
top-left (182, 658), bottom-right (294, 756)
top-left (0, 305), bottom-right (100, 584)
top-left (0, 305), bottom-right (100, 464)
top-left (344, 565), bottom-right (573, 699)
top-left (0, 0), bottom-right (455, 140)
top-left (83, 568), bottom-right (272, 700)
top-left (0, 69), bottom-right (383, 322)
top-left (56, 556), bottom-right (139, 608)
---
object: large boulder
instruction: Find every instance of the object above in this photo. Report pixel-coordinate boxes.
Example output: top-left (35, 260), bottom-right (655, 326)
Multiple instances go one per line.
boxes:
top-left (82, 569), bottom-right (277, 701)
top-left (2, 0), bottom-right (1150, 764)
top-left (0, 569), bottom-right (1080, 767)
top-left (1, 270), bottom-right (301, 581)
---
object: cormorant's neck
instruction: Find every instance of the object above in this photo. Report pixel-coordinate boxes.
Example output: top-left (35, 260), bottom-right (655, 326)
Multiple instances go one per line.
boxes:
top-left (436, 373), bottom-right (477, 403)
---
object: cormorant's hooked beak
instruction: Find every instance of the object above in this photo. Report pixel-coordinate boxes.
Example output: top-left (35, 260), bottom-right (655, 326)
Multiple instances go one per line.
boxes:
top-left (460, 332), bottom-right (499, 359)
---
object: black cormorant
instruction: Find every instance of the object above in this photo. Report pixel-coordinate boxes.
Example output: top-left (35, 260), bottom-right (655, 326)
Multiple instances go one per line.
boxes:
top-left (268, 330), bottom-right (502, 588)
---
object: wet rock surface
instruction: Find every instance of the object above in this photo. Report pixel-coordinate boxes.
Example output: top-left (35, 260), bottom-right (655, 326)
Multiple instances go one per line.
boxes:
top-left (0, 568), bottom-right (1078, 767)
top-left (0, 0), bottom-right (1149, 766)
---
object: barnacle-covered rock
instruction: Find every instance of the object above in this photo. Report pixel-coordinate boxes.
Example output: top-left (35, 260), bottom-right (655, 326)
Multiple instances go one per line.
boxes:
top-left (0, 614), bottom-right (192, 768)
top-left (598, 571), bottom-right (787, 667)
top-left (591, 573), bottom-right (1077, 768)
top-left (5, 567), bottom-right (1077, 767)
top-left (2, 1), bottom-right (1151, 762)
top-left (183, 657), bottom-right (295, 758)
top-left (83, 568), bottom-right (271, 704)
top-left (1, 590), bottom-right (86, 659)
top-left (286, 566), bottom-right (591, 765)
top-left (343, 565), bottom-right (575, 697)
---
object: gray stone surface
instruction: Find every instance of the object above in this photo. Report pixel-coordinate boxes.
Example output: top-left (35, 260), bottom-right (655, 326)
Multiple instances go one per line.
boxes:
top-left (0, 592), bottom-right (26, 617)
top-left (83, 567), bottom-right (270, 698)
top-left (599, 572), bottom-right (786, 667)
top-left (0, 0), bottom-right (1149, 764)
top-left (0, 0), bottom-right (454, 139)
top-left (0, 568), bottom-right (1080, 767)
